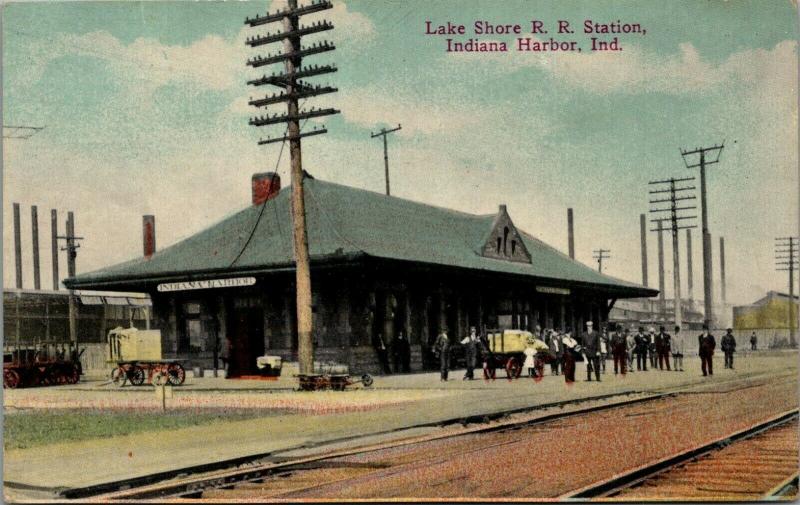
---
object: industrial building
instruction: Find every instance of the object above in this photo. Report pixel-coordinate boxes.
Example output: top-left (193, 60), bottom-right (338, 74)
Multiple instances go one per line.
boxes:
top-left (733, 291), bottom-right (799, 347)
top-left (65, 175), bottom-right (657, 375)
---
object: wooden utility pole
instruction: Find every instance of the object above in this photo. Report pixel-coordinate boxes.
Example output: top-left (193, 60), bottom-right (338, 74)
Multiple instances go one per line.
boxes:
top-left (776, 237), bottom-right (798, 346)
top-left (245, 0), bottom-right (339, 374)
top-left (592, 248), bottom-right (610, 273)
top-left (681, 143), bottom-right (724, 328)
top-left (370, 124), bottom-right (401, 196)
top-left (58, 212), bottom-right (82, 344)
top-left (649, 176), bottom-right (697, 330)
top-left (686, 229), bottom-right (694, 302)
top-left (719, 236), bottom-right (727, 305)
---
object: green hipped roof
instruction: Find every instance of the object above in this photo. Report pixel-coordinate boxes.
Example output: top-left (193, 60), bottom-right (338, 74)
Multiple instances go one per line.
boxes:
top-left (66, 178), bottom-right (656, 297)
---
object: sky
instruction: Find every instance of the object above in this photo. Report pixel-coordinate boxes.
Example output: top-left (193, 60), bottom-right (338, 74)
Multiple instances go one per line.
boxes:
top-left (2, 0), bottom-right (798, 307)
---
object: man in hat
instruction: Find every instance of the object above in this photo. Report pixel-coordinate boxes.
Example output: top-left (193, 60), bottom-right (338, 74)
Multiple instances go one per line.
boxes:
top-left (561, 330), bottom-right (578, 383)
top-left (721, 328), bottom-right (737, 369)
top-left (460, 326), bottom-right (480, 380)
top-left (647, 327), bottom-right (658, 369)
top-left (548, 329), bottom-right (562, 376)
top-left (392, 331), bottom-right (411, 373)
top-left (581, 321), bottom-right (601, 382)
top-left (634, 326), bottom-right (649, 371)
top-left (657, 325), bottom-right (672, 371)
top-left (433, 329), bottom-right (451, 381)
top-left (698, 325), bottom-right (716, 376)
top-left (750, 332), bottom-right (758, 351)
top-left (625, 327), bottom-right (636, 373)
top-left (610, 323), bottom-right (627, 375)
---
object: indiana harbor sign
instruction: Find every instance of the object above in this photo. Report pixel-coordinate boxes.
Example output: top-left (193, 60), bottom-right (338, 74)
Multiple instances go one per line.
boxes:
top-left (156, 277), bottom-right (256, 292)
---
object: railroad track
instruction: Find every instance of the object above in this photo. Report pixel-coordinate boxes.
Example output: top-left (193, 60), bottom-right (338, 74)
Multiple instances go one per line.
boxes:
top-left (79, 391), bottom-right (668, 501)
top-left (563, 409), bottom-right (799, 501)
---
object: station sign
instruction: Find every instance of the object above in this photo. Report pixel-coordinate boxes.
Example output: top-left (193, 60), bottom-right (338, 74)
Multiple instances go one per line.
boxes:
top-left (536, 286), bottom-right (570, 296)
top-left (157, 277), bottom-right (256, 292)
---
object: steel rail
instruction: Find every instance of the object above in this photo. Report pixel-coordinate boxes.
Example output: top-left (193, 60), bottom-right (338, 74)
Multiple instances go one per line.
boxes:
top-left (75, 392), bottom-right (670, 501)
top-left (561, 408), bottom-right (799, 500)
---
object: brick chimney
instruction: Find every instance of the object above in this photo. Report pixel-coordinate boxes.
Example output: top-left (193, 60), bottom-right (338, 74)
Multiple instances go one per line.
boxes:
top-left (252, 172), bottom-right (281, 206)
top-left (143, 215), bottom-right (156, 259)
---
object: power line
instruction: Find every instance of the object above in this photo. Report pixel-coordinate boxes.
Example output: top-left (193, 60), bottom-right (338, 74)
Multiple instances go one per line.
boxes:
top-left (370, 124), bottom-right (401, 196)
top-left (592, 248), bottom-right (610, 273)
top-left (680, 142), bottom-right (724, 327)
top-left (245, 0), bottom-right (339, 376)
top-left (775, 236), bottom-right (799, 347)
top-left (649, 176), bottom-right (697, 328)
top-left (3, 125), bottom-right (45, 139)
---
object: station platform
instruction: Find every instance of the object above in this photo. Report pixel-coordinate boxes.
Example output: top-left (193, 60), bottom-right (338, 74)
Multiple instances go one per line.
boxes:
top-left (3, 351), bottom-right (797, 500)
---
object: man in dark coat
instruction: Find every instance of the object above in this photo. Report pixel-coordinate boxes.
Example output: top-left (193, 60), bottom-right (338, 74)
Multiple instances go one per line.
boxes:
top-left (721, 328), bottom-right (737, 369)
top-left (610, 324), bottom-right (627, 375)
top-left (433, 329), bottom-right (451, 381)
top-left (392, 332), bottom-right (411, 373)
top-left (634, 327), bottom-right (649, 371)
top-left (548, 330), bottom-right (563, 375)
top-left (373, 333), bottom-right (392, 374)
top-left (648, 327), bottom-right (658, 368)
top-left (657, 326), bottom-right (671, 371)
top-left (581, 321), bottom-right (601, 382)
top-left (698, 325), bottom-right (716, 376)
top-left (750, 332), bottom-right (757, 351)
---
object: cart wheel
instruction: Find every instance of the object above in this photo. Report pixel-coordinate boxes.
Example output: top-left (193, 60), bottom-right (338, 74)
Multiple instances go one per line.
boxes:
top-left (111, 367), bottom-right (127, 387)
top-left (483, 366), bottom-right (496, 380)
top-left (129, 366), bottom-right (146, 386)
top-left (4, 369), bottom-right (20, 389)
top-left (506, 358), bottom-right (520, 380)
top-left (361, 374), bottom-right (374, 388)
top-left (167, 363), bottom-right (186, 386)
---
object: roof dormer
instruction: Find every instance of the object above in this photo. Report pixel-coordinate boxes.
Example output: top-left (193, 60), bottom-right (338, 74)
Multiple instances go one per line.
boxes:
top-left (480, 205), bottom-right (532, 264)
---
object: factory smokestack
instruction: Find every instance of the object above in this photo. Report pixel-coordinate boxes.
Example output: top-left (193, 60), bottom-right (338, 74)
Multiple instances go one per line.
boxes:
top-left (14, 203), bottom-right (22, 289)
top-left (567, 208), bottom-right (575, 260)
top-left (252, 172), bottom-right (281, 206)
top-left (143, 215), bottom-right (156, 259)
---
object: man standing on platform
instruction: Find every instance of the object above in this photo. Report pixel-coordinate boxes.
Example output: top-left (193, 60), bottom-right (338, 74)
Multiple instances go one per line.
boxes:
top-left (750, 332), bottom-right (757, 351)
top-left (672, 326), bottom-right (685, 371)
top-left (721, 328), bottom-right (737, 369)
top-left (698, 325), bottom-right (716, 377)
top-left (648, 327), bottom-right (658, 369)
top-left (610, 323), bottom-right (627, 375)
top-left (461, 326), bottom-right (480, 380)
top-left (392, 332), bottom-right (411, 374)
top-left (634, 326), bottom-right (649, 371)
top-left (657, 326), bottom-right (671, 371)
top-left (625, 327), bottom-right (636, 373)
top-left (582, 321), bottom-right (601, 382)
top-left (433, 329), bottom-right (450, 381)
top-left (548, 329), bottom-right (562, 375)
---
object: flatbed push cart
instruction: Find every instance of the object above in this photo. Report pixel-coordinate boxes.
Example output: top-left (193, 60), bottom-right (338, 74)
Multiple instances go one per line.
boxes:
top-left (108, 327), bottom-right (185, 386)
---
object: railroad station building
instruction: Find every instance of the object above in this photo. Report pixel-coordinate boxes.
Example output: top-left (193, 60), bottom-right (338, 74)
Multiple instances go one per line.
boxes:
top-left (65, 175), bottom-right (657, 376)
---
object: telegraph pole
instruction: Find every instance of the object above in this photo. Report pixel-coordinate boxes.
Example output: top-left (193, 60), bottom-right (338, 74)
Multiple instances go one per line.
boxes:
top-left (640, 214), bottom-right (648, 287)
top-left (650, 176), bottom-right (697, 329)
top-left (245, 0), bottom-right (339, 374)
top-left (776, 237), bottom-right (798, 346)
top-left (680, 143), bottom-right (724, 328)
top-left (370, 124), bottom-right (401, 196)
top-left (686, 229), bottom-right (694, 303)
top-left (592, 249), bottom-right (611, 273)
top-left (58, 212), bottom-right (82, 344)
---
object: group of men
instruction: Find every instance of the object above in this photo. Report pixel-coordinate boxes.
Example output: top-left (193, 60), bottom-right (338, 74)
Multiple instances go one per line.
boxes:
top-left (431, 321), bottom-right (740, 382)
top-left (372, 332), bottom-right (412, 375)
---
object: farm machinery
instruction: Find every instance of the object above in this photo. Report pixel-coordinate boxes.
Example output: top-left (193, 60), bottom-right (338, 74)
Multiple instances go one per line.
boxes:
top-left (3, 341), bottom-right (84, 389)
top-left (107, 326), bottom-right (185, 387)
